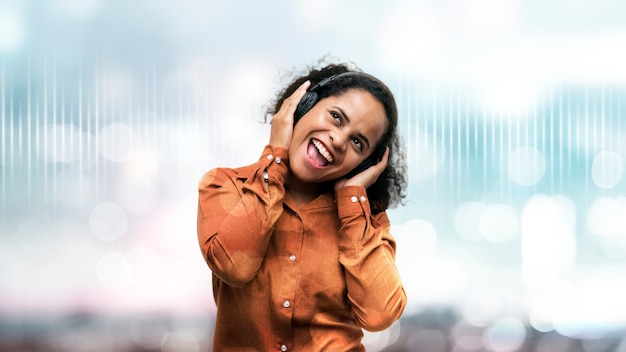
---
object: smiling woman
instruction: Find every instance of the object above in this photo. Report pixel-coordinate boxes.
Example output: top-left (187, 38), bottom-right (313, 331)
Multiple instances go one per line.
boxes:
top-left (196, 60), bottom-right (408, 351)
top-left (266, 63), bottom-right (407, 213)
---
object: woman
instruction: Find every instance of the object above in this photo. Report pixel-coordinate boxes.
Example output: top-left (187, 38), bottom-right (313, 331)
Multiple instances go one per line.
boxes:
top-left (197, 61), bottom-right (407, 351)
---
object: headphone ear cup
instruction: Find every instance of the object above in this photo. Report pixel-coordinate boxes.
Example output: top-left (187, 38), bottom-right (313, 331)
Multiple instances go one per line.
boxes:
top-left (294, 91), bottom-right (319, 124)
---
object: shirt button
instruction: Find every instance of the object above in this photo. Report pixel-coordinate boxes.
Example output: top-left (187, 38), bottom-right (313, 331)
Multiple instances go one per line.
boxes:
top-left (283, 300), bottom-right (291, 308)
top-left (351, 196), bottom-right (358, 203)
top-left (289, 255), bottom-right (296, 262)
top-left (275, 157), bottom-right (282, 164)
top-left (267, 154), bottom-right (273, 160)
top-left (360, 195), bottom-right (367, 202)
top-left (280, 345), bottom-right (288, 351)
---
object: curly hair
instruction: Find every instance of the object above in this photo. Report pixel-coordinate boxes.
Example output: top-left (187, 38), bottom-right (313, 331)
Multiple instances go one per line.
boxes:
top-left (265, 60), bottom-right (407, 213)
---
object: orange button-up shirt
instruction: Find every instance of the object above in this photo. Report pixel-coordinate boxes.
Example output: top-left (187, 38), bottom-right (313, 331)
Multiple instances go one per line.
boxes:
top-left (197, 145), bottom-right (406, 351)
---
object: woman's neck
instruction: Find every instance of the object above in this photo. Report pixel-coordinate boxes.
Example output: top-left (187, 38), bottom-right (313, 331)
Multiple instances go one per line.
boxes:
top-left (285, 172), bottom-right (324, 208)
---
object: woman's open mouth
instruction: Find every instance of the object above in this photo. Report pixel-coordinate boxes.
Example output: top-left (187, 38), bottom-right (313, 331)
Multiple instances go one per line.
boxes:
top-left (306, 138), bottom-right (334, 167)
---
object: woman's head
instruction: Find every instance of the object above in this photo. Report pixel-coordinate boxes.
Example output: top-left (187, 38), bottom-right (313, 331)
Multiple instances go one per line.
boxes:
top-left (266, 62), bottom-right (407, 213)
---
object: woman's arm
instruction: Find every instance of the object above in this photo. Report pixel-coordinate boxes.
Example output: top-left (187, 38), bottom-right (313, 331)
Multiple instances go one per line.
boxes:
top-left (335, 185), bottom-right (407, 332)
top-left (197, 145), bottom-right (288, 287)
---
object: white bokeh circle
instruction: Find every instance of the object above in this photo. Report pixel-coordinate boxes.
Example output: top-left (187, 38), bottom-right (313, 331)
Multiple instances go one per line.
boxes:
top-left (479, 204), bottom-right (519, 243)
top-left (89, 202), bottom-right (129, 241)
top-left (454, 201), bottom-right (487, 242)
top-left (508, 147), bottom-right (546, 186)
top-left (483, 317), bottom-right (526, 352)
top-left (96, 251), bottom-right (133, 291)
top-left (98, 122), bottom-right (134, 162)
top-left (592, 150), bottom-right (624, 189)
top-left (587, 197), bottom-right (626, 237)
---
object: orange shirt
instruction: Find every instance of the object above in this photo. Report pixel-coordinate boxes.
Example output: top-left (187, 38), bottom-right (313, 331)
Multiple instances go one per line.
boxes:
top-left (197, 145), bottom-right (406, 351)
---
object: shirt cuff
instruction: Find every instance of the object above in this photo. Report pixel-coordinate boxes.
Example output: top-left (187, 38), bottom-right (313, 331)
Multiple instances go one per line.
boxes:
top-left (336, 186), bottom-right (370, 219)
top-left (259, 145), bottom-right (289, 183)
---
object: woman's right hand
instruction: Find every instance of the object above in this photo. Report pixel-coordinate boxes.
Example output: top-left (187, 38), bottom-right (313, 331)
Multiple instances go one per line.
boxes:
top-left (269, 80), bottom-right (311, 149)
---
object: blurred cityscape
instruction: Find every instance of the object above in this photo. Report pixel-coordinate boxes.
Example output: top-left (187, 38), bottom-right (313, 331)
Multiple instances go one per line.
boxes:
top-left (2, 0), bottom-right (626, 351)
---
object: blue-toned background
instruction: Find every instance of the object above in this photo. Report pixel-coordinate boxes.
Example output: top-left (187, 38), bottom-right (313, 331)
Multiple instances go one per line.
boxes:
top-left (2, 1), bottom-right (626, 351)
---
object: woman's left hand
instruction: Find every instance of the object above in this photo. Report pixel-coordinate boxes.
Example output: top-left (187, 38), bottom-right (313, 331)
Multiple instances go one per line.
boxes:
top-left (334, 147), bottom-right (389, 191)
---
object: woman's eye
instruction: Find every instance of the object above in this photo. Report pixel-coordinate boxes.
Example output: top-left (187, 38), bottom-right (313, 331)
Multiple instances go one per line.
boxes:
top-left (352, 138), bottom-right (363, 151)
top-left (330, 112), bottom-right (341, 123)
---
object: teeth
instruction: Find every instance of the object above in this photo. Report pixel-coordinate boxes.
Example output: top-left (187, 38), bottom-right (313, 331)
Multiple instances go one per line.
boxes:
top-left (312, 139), bottom-right (334, 163)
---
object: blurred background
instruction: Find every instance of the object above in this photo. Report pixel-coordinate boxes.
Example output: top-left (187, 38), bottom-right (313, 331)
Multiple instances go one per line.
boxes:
top-left (2, 0), bottom-right (626, 351)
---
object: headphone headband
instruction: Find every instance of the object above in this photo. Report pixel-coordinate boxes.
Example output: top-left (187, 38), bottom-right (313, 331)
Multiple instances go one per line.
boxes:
top-left (309, 72), bottom-right (358, 91)
top-left (294, 71), bottom-right (362, 122)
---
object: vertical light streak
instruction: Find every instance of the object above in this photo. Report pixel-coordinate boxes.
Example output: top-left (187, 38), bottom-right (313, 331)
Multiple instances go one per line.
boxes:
top-left (545, 89), bottom-right (555, 192)
top-left (422, 83), bottom-right (430, 197)
top-left (52, 54), bottom-right (58, 212)
top-left (441, 83), bottom-right (450, 201)
top-left (143, 66), bottom-right (150, 149)
top-left (9, 78), bottom-right (14, 176)
top-left (515, 111), bottom-right (521, 196)
top-left (78, 59), bottom-right (84, 173)
top-left (618, 89), bottom-right (622, 157)
top-left (498, 112), bottom-right (503, 198)
top-left (584, 85), bottom-right (589, 192)
top-left (464, 86), bottom-right (470, 196)
top-left (560, 82), bottom-right (573, 187)
top-left (600, 84), bottom-right (606, 197)
top-left (178, 64), bottom-right (184, 149)
top-left (60, 84), bottom-right (66, 210)
top-left (127, 62), bottom-right (134, 158)
top-left (533, 97), bottom-right (550, 191)
top-left (558, 83), bottom-right (563, 194)
top-left (500, 112), bottom-right (510, 201)
top-left (27, 56), bottom-right (32, 202)
top-left (1, 59), bottom-right (5, 213)
top-left (152, 63), bottom-right (158, 151)
top-left (432, 80), bottom-right (438, 200)
top-left (601, 84), bottom-right (605, 154)
top-left (94, 57), bottom-right (100, 200)
top-left (532, 95), bottom-right (538, 193)
top-left (43, 57), bottom-right (49, 207)
top-left (35, 96), bottom-right (40, 202)
top-left (482, 101), bottom-right (487, 193)
top-left (490, 110), bottom-right (496, 194)
top-left (456, 79), bottom-right (462, 201)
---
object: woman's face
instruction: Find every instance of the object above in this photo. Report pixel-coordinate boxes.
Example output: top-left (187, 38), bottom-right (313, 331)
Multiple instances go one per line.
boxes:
top-left (289, 88), bottom-right (388, 183)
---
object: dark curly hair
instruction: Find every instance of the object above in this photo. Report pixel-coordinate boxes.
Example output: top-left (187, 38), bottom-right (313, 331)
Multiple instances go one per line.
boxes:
top-left (265, 61), bottom-right (407, 213)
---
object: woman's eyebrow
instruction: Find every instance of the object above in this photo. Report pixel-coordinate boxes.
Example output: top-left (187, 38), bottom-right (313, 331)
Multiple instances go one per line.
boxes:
top-left (334, 106), bottom-right (371, 150)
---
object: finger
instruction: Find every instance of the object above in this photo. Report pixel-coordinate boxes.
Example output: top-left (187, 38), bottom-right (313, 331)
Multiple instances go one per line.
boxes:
top-left (281, 80), bottom-right (311, 110)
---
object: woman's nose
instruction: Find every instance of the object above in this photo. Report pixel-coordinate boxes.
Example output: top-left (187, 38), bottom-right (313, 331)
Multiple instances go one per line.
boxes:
top-left (330, 130), bottom-right (348, 152)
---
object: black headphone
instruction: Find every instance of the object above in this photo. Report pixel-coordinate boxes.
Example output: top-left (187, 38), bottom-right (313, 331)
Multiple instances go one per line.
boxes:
top-left (293, 72), bottom-right (388, 178)
top-left (293, 72), bottom-right (356, 123)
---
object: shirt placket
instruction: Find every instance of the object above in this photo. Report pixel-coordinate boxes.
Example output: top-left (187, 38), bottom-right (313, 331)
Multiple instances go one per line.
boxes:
top-left (276, 209), bottom-right (304, 351)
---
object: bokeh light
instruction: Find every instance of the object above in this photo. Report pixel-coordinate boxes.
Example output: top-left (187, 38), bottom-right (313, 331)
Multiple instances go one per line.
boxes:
top-left (454, 201), bottom-right (487, 242)
top-left (96, 251), bottom-right (133, 291)
top-left (462, 289), bottom-right (504, 327)
top-left (479, 204), bottom-right (518, 244)
top-left (130, 314), bottom-right (169, 350)
top-left (483, 317), bottom-right (526, 352)
top-left (362, 321), bottom-right (401, 352)
top-left (591, 150), bottom-right (624, 189)
top-left (0, 9), bottom-right (24, 53)
top-left (508, 147), bottom-right (546, 186)
top-left (89, 202), bottom-right (129, 242)
top-left (587, 196), bottom-right (626, 237)
top-left (99, 122), bottom-right (134, 162)
top-left (521, 195), bottom-right (576, 288)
